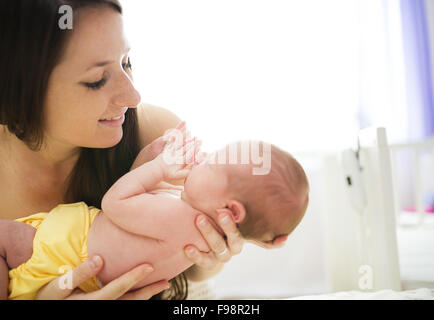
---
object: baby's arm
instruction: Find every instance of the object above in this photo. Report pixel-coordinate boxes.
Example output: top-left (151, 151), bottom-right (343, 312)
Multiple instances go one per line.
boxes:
top-left (0, 220), bottom-right (36, 299)
top-left (104, 157), bottom-right (166, 204)
top-left (101, 137), bottom-right (197, 240)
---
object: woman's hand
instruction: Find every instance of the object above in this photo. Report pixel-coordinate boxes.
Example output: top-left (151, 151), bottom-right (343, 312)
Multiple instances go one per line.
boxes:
top-left (35, 255), bottom-right (169, 300)
top-left (184, 213), bottom-right (244, 274)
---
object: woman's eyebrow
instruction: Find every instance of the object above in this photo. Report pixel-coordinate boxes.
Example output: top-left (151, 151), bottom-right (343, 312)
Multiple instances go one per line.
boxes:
top-left (86, 60), bottom-right (113, 71)
top-left (85, 47), bottom-right (131, 72)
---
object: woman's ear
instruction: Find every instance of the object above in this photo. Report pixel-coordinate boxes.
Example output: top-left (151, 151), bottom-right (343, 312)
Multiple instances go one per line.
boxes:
top-left (217, 200), bottom-right (246, 223)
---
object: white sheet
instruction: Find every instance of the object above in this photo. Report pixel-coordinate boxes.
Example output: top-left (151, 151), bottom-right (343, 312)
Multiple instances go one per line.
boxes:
top-left (397, 212), bottom-right (434, 288)
top-left (286, 288), bottom-right (434, 300)
top-left (283, 212), bottom-right (434, 300)
top-left (207, 213), bottom-right (434, 299)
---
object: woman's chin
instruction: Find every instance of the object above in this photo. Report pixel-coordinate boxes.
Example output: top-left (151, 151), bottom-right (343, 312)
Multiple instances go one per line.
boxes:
top-left (92, 131), bottom-right (124, 149)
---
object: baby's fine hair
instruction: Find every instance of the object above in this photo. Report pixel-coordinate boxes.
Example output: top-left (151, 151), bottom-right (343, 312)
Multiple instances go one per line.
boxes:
top-left (226, 141), bottom-right (309, 241)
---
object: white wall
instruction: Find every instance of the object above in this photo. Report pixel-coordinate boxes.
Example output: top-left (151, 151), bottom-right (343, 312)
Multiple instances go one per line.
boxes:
top-left (122, 0), bottom-right (361, 154)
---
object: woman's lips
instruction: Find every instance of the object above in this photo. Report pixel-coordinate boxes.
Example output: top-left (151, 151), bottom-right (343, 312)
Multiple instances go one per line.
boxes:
top-left (98, 113), bottom-right (125, 127)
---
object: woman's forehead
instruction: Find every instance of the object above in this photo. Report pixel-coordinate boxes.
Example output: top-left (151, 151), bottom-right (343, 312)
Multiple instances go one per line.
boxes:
top-left (59, 6), bottom-right (128, 70)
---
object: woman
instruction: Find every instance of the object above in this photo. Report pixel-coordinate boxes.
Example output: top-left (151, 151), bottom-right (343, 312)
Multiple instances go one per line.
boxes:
top-left (0, 0), bottom-right (244, 299)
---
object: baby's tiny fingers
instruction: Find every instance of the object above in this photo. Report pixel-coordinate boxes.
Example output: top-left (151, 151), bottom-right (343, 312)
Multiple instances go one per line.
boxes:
top-left (186, 141), bottom-right (200, 164)
top-left (176, 121), bottom-right (186, 131)
top-left (177, 139), bottom-right (196, 158)
top-left (195, 151), bottom-right (208, 164)
top-left (165, 121), bottom-right (185, 138)
top-left (183, 130), bottom-right (192, 145)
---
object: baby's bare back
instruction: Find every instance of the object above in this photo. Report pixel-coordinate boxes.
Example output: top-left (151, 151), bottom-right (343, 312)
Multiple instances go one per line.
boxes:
top-left (87, 194), bottom-right (210, 290)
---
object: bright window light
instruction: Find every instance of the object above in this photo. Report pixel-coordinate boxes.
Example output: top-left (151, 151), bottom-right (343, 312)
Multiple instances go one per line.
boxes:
top-left (122, 0), bottom-right (406, 153)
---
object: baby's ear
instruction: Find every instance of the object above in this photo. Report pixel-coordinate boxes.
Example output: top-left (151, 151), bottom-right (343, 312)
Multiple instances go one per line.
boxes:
top-left (217, 200), bottom-right (246, 223)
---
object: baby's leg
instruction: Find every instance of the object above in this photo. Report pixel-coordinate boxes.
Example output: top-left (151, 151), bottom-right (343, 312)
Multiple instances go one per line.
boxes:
top-left (0, 220), bottom-right (36, 299)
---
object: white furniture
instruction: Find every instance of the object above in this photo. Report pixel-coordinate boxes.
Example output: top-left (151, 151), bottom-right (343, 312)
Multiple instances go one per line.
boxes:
top-left (322, 127), bottom-right (401, 292)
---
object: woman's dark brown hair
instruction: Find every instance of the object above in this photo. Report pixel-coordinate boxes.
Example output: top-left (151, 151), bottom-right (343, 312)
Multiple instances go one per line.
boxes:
top-left (0, 0), bottom-right (187, 300)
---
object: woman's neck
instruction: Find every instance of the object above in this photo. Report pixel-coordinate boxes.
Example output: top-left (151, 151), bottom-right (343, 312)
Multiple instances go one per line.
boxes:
top-left (0, 125), bottom-right (80, 178)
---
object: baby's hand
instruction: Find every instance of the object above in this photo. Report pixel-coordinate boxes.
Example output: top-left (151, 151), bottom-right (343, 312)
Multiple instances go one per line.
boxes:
top-left (164, 121), bottom-right (207, 167)
top-left (156, 130), bottom-right (201, 180)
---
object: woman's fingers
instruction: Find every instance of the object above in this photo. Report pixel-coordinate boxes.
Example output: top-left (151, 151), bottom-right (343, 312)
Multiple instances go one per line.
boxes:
top-left (68, 255), bottom-right (105, 291)
top-left (217, 213), bottom-right (244, 255)
top-left (184, 214), bottom-right (246, 271)
top-left (35, 256), bottom-right (165, 300)
top-left (83, 264), bottom-right (155, 300)
top-left (35, 255), bottom-right (103, 300)
top-left (184, 245), bottom-right (217, 269)
top-left (118, 280), bottom-right (170, 300)
top-left (195, 215), bottom-right (232, 263)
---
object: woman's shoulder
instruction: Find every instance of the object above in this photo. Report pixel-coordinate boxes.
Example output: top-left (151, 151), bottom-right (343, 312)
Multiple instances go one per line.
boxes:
top-left (136, 102), bottom-right (182, 148)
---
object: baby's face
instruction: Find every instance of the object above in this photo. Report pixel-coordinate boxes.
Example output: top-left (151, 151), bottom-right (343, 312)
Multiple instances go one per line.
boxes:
top-left (181, 153), bottom-right (227, 216)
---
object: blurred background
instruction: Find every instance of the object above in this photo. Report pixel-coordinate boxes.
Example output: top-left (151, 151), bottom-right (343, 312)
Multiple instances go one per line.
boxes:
top-left (121, 0), bottom-right (434, 298)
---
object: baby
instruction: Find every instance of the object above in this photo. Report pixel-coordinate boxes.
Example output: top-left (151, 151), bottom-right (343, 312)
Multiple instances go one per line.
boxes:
top-left (1, 127), bottom-right (309, 300)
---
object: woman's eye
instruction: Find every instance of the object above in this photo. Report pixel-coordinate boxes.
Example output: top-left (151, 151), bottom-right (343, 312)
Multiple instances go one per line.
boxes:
top-left (84, 77), bottom-right (107, 90)
top-left (122, 57), bottom-right (133, 71)
top-left (83, 58), bottom-right (131, 91)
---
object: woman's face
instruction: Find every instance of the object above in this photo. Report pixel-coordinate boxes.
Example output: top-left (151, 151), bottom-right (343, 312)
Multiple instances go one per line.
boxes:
top-left (44, 6), bottom-right (141, 149)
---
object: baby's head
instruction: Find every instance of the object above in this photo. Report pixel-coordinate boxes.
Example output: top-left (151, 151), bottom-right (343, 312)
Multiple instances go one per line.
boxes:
top-left (181, 141), bottom-right (309, 248)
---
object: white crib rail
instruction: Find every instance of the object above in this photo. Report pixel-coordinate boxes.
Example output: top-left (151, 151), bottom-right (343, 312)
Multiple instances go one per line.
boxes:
top-left (389, 137), bottom-right (434, 227)
top-left (357, 127), bottom-right (402, 291)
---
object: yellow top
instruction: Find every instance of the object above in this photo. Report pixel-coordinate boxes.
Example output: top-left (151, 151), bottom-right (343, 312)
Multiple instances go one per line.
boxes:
top-left (8, 202), bottom-right (101, 300)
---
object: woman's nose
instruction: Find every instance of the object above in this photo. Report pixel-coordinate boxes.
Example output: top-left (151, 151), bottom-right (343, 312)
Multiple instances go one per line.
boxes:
top-left (112, 72), bottom-right (141, 108)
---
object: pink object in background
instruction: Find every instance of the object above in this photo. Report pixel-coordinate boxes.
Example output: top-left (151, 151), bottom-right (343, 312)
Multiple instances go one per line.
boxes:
top-left (404, 206), bottom-right (434, 213)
